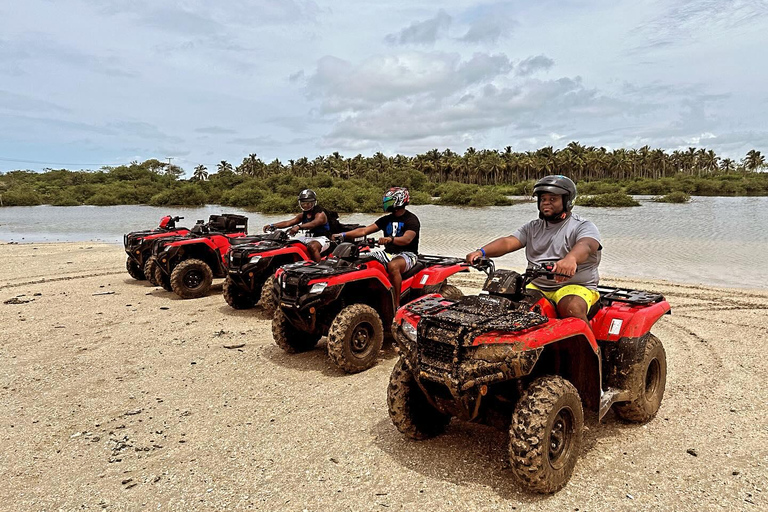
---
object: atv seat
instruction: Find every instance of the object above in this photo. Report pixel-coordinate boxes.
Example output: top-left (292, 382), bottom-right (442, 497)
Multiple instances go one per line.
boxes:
top-left (401, 261), bottom-right (425, 280)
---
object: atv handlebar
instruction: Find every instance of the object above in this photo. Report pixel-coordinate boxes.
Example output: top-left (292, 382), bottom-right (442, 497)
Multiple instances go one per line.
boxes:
top-left (472, 259), bottom-right (570, 283)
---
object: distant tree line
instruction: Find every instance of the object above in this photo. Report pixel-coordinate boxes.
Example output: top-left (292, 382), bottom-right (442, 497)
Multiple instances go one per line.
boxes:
top-left (0, 145), bottom-right (766, 211)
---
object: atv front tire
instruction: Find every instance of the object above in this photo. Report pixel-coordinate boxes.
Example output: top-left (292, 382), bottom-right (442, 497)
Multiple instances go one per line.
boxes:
top-left (613, 333), bottom-right (667, 423)
top-left (272, 310), bottom-right (321, 353)
top-left (439, 282), bottom-right (463, 300)
top-left (144, 256), bottom-right (160, 286)
top-left (223, 276), bottom-right (256, 310)
top-left (170, 258), bottom-right (213, 299)
top-left (259, 275), bottom-right (278, 318)
top-left (388, 357), bottom-right (451, 439)
top-left (509, 375), bottom-right (584, 494)
top-left (153, 264), bottom-right (173, 292)
top-left (126, 257), bottom-right (146, 280)
top-left (326, 304), bottom-right (384, 373)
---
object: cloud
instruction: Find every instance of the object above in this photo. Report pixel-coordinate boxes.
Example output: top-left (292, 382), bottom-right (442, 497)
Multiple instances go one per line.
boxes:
top-left (195, 126), bottom-right (238, 135)
top-left (0, 36), bottom-right (134, 77)
top-left (459, 2), bottom-right (518, 43)
top-left (385, 10), bottom-right (452, 45)
top-left (305, 51), bottom-right (514, 111)
top-left (630, 0), bottom-right (768, 51)
top-left (0, 90), bottom-right (69, 113)
top-left (516, 55), bottom-right (555, 76)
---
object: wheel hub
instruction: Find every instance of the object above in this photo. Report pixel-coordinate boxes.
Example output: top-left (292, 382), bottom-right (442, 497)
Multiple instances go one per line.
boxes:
top-left (644, 358), bottom-right (661, 400)
top-left (183, 270), bottom-right (204, 289)
top-left (549, 407), bottom-right (574, 470)
top-left (351, 323), bottom-right (373, 354)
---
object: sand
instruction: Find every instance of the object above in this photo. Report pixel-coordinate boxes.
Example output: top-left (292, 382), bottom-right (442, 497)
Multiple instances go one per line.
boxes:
top-left (0, 242), bottom-right (766, 511)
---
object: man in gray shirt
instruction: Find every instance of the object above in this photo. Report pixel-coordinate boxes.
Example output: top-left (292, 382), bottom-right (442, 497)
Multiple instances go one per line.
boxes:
top-left (466, 175), bottom-right (602, 326)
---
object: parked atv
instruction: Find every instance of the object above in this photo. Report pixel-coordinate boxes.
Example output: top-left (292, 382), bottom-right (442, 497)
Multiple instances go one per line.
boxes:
top-left (224, 223), bottom-right (364, 316)
top-left (389, 260), bottom-right (671, 494)
top-left (123, 215), bottom-right (188, 281)
top-left (151, 214), bottom-right (248, 299)
top-left (272, 238), bottom-right (467, 373)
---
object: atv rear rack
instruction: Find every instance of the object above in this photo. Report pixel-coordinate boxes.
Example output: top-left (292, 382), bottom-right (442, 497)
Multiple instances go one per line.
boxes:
top-left (596, 286), bottom-right (664, 305)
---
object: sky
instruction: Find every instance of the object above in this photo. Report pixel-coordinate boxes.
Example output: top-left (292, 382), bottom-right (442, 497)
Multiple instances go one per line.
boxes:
top-left (1, 0), bottom-right (767, 175)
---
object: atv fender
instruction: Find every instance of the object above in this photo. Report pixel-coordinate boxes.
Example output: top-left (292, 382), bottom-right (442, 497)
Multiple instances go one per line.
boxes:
top-left (250, 245), bottom-right (311, 262)
top-left (590, 300), bottom-right (671, 342)
top-left (410, 265), bottom-right (468, 289)
top-left (472, 317), bottom-right (598, 354)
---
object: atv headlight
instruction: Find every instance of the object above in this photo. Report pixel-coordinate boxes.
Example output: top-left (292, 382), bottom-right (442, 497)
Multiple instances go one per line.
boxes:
top-left (309, 282), bottom-right (327, 294)
top-left (249, 255), bottom-right (262, 264)
top-left (401, 321), bottom-right (418, 342)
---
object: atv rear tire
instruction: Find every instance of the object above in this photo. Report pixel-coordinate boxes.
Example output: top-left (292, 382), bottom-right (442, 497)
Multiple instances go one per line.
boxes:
top-left (439, 282), bottom-right (463, 300)
top-left (259, 275), bottom-right (278, 318)
top-left (223, 276), bottom-right (256, 310)
top-left (388, 357), bottom-right (450, 439)
top-left (126, 257), bottom-right (146, 280)
top-left (327, 304), bottom-right (384, 373)
top-left (170, 258), bottom-right (213, 299)
top-left (153, 264), bottom-right (173, 292)
top-left (613, 333), bottom-right (667, 423)
top-left (144, 256), bottom-right (160, 286)
top-left (272, 309), bottom-right (321, 353)
top-left (509, 375), bottom-right (583, 494)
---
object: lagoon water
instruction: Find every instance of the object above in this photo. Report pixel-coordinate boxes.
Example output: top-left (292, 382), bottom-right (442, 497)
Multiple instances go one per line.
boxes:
top-left (2, 197), bottom-right (767, 290)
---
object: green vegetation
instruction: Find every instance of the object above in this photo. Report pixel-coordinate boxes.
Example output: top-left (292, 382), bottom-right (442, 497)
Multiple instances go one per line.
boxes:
top-left (1, 144), bottom-right (766, 211)
top-left (575, 193), bottom-right (641, 207)
top-left (654, 191), bottom-right (691, 203)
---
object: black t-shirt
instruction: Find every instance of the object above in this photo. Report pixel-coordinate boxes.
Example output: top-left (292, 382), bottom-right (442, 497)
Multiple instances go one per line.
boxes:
top-left (302, 205), bottom-right (330, 237)
top-left (374, 210), bottom-right (420, 254)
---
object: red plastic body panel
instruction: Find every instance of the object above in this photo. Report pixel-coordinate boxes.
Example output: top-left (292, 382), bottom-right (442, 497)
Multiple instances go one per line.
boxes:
top-left (409, 264), bottom-right (469, 289)
top-left (472, 317), bottom-right (598, 353)
top-left (590, 300), bottom-right (671, 341)
top-left (143, 229), bottom-right (190, 240)
top-left (248, 243), bottom-right (311, 262)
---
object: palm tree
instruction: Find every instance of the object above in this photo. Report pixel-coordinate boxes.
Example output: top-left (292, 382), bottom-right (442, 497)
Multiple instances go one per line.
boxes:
top-left (217, 160), bottom-right (234, 176)
top-left (743, 150), bottom-right (766, 172)
top-left (192, 164), bottom-right (208, 181)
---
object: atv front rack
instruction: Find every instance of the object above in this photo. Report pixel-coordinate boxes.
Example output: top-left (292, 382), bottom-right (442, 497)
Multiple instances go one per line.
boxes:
top-left (596, 286), bottom-right (664, 305)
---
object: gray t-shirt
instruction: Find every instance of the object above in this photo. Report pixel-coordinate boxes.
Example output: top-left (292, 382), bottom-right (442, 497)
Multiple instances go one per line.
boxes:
top-left (511, 213), bottom-right (602, 291)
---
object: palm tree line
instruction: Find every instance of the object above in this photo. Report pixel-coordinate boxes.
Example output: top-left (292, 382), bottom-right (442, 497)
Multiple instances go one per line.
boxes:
top-left (189, 145), bottom-right (766, 185)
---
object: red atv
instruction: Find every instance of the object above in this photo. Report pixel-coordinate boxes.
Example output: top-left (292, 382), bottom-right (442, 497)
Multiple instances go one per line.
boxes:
top-left (123, 215), bottom-right (188, 281)
top-left (272, 238), bottom-right (467, 373)
top-left (224, 224), bottom-right (363, 316)
top-left (389, 260), bottom-right (671, 493)
top-left (151, 214), bottom-right (248, 299)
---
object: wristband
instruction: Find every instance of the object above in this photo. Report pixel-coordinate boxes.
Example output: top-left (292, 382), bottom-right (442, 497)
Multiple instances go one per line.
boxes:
top-left (270, 224), bottom-right (275, 229)
top-left (390, 236), bottom-right (395, 244)
top-left (479, 247), bottom-right (486, 257)
top-left (340, 233), bottom-right (345, 241)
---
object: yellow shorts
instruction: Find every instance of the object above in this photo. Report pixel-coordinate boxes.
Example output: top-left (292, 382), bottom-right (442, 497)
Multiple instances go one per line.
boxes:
top-left (527, 284), bottom-right (601, 308)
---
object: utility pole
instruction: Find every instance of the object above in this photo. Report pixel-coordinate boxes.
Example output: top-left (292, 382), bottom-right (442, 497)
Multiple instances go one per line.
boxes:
top-left (166, 157), bottom-right (174, 167)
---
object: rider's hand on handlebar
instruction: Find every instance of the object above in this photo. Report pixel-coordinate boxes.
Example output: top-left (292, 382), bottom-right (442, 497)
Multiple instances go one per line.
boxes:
top-left (377, 236), bottom-right (392, 246)
top-left (466, 250), bottom-right (484, 264)
top-left (553, 256), bottom-right (577, 283)
top-left (288, 225), bottom-right (301, 236)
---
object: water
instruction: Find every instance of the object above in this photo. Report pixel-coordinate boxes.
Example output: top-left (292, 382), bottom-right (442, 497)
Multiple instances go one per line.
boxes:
top-left (2, 197), bottom-right (767, 290)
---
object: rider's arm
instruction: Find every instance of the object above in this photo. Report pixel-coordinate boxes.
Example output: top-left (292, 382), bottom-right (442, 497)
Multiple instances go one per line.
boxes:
top-left (338, 223), bottom-right (379, 240)
top-left (388, 229), bottom-right (416, 246)
top-left (296, 211), bottom-right (327, 230)
top-left (466, 236), bottom-right (523, 262)
top-left (270, 214), bottom-right (303, 230)
top-left (554, 237), bottom-right (600, 276)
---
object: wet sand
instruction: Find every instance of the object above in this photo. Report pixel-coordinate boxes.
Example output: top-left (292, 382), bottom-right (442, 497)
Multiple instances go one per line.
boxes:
top-left (0, 242), bottom-right (766, 511)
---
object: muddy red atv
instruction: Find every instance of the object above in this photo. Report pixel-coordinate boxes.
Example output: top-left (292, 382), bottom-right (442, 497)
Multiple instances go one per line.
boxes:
top-left (389, 260), bottom-right (671, 494)
top-left (123, 215), bottom-right (189, 281)
top-left (224, 224), bottom-right (363, 316)
top-left (150, 214), bottom-right (248, 299)
top-left (272, 238), bottom-right (467, 373)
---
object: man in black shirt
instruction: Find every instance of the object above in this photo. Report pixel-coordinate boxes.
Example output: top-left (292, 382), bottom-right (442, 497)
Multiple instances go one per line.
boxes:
top-left (333, 187), bottom-right (419, 310)
top-left (263, 189), bottom-right (330, 261)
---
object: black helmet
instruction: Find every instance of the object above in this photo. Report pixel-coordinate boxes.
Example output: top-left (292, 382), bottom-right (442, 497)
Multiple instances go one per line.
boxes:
top-left (533, 175), bottom-right (577, 212)
top-left (298, 189), bottom-right (317, 211)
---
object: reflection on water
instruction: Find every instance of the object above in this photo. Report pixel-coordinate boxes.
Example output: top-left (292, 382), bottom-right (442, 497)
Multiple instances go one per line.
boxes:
top-left (2, 197), bottom-right (767, 289)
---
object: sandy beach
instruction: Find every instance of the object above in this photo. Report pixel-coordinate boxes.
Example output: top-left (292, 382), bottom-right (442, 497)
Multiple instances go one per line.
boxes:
top-left (1, 242), bottom-right (766, 511)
